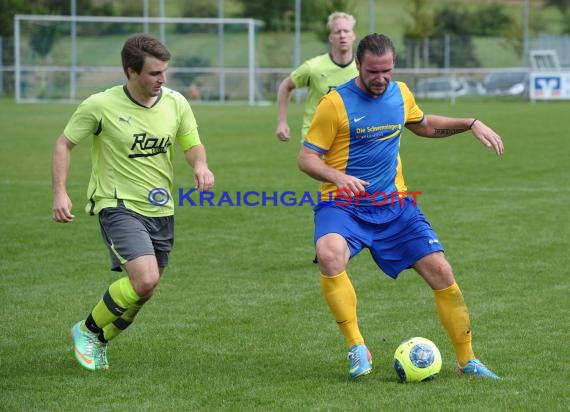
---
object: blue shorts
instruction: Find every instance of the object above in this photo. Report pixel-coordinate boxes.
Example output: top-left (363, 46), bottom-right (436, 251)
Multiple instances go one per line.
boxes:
top-left (314, 197), bottom-right (444, 278)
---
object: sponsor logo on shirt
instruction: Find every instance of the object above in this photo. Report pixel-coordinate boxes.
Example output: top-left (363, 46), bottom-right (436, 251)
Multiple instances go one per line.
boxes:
top-left (129, 133), bottom-right (172, 158)
top-left (355, 123), bottom-right (402, 140)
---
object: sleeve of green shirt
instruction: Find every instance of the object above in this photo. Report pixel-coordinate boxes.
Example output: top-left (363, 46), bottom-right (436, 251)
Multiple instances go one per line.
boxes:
top-left (63, 96), bottom-right (101, 144)
top-left (176, 99), bottom-right (202, 151)
top-left (290, 60), bottom-right (312, 89)
top-left (177, 128), bottom-right (201, 151)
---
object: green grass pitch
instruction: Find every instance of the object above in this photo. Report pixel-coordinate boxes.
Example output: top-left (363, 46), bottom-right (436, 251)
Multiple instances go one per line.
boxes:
top-left (0, 96), bottom-right (568, 411)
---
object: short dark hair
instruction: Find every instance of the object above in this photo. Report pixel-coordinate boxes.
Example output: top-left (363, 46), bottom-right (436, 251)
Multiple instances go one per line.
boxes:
top-left (121, 34), bottom-right (171, 78)
top-left (356, 33), bottom-right (396, 63)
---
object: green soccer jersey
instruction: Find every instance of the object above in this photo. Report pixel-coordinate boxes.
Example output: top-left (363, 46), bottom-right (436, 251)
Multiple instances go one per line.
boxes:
top-left (290, 53), bottom-right (357, 139)
top-left (64, 85), bottom-right (201, 217)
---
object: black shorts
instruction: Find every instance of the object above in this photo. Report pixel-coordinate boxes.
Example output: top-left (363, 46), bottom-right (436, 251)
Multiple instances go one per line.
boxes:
top-left (98, 204), bottom-right (174, 272)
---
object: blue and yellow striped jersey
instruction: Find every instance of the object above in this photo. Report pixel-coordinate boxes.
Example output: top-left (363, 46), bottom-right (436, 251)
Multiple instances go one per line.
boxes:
top-left (303, 78), bottom-right (424, 205)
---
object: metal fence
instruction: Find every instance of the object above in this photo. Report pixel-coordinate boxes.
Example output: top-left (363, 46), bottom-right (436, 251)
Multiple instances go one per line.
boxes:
top-left (2, 14), bottom-right (569, 104)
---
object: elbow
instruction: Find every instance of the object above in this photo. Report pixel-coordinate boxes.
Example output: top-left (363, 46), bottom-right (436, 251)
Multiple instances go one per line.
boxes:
top-left (279, 77), bottom-right (295, 95)
top-left (55, 136), bottom-right (75, 153)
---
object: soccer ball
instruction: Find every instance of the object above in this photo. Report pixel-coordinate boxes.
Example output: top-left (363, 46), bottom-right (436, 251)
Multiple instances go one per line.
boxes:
top-left (393, 337), bottom-right (442, 382)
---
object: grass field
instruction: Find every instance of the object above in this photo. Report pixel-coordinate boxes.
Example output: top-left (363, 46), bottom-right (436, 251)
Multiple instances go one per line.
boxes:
top-left (0, 96), bottom-right (568, 411)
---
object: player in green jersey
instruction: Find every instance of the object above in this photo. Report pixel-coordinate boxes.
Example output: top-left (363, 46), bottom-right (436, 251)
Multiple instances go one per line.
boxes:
top-left (275, 11), bottom-right (358, 141)
top-left (52, 33), bottom-right (214, 371)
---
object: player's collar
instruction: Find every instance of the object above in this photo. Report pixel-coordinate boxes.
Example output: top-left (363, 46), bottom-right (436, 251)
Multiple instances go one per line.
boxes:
top-left (123, 85), bottom-right (162, 108)
top-left (329, 52), bottom-right (354, 68)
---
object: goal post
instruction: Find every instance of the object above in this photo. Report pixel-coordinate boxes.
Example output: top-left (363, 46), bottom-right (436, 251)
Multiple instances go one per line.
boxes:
top-left (14, 14), bottom-right (264, 104)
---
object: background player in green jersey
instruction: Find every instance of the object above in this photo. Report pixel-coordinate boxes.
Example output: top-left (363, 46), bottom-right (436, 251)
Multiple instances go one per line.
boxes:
top-left (52, 33), bottom-right (214, 371)
top-left (275, 11), bottom-right (358, 142)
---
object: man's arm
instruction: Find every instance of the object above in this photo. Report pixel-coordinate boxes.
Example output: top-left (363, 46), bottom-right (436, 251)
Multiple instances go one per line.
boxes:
top-left (52, 135), bottom-right (76, 223)
top-left (275, 76), bottom-right (296, 142)
top-left (298, 145), bottom-right (369, 195)
top-left (184, 144), bottom-right (214, 192)
top-left (406, 115), bottom-right (504, 156)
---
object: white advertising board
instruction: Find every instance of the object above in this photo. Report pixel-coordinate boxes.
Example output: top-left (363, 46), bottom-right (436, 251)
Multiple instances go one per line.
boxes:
top-left (530, 72), bottom-right (570, 100)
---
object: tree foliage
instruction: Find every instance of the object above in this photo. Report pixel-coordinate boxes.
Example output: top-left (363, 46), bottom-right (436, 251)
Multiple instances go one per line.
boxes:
top-left (468, 4), bottom-right (513, 36)
top-left (29, 24), bottom-right (60, 59)
top-left (545, 0), bottom-right (570, 34)
top-left (432, 6), bottom-right (471, 36)
top-left (175, 0), bottom-right (218, 34)
top-left (564, 12), bottom-right (570, 34)
top-left (432, 3), bottom-right (513, 37)
top-left (0, 0), bottom-right (114, 37)
top-left (544, 0), bottom-right (570, 15)
top-left (232, 0), bottom-right (295, 32)
top-left (403, 0), bottom-right (434, 40)
top-left (232, 0), bottom-right (354, 42)
top-left (403, 1), bottom-right (517, 67)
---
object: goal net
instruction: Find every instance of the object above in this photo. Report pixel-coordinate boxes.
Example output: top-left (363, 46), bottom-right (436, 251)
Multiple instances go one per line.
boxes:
top-left (14, 14), bottom-right (263, 104)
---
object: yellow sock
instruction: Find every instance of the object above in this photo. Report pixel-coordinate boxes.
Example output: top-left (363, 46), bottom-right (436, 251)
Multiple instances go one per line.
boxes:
top-left (102, 298), bottom-right (149, 342)
top-left (433, 282), bottom-right (475, 366)
top-left (89, 277), bottom-right (141, 331)
top-left (320, 271), bottom-right (363, 348)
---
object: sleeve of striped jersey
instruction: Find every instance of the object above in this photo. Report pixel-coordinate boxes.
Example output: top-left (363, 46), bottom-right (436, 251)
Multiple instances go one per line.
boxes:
top-left (398, 82), bottom-right (425, 125)
top-left (303, 95), bottom-right (340, 153)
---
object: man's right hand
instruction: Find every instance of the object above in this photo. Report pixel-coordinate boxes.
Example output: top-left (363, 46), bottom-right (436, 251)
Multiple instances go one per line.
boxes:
top-left (276, 122), bottom-right (291, 142)
top-left (52, 192), bottom-right (75, 223)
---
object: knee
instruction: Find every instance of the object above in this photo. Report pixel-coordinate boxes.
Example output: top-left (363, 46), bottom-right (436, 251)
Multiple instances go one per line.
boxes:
top-left (132, 273), bottom-right (160, 298)
top-left (415, 253), bottom-right (456, 289)
top-left (125, 256), bottom-right (163, 298)
top-left (316, 235), bottom-right (349, 275)
top-left (441, 260), bottom-right (454, 278)
top-left (431, 260), bottom-right (455, 288)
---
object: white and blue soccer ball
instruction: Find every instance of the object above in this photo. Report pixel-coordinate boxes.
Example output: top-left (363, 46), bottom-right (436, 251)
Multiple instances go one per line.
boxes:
top-left (393, 337), bottom-right (442, 382)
